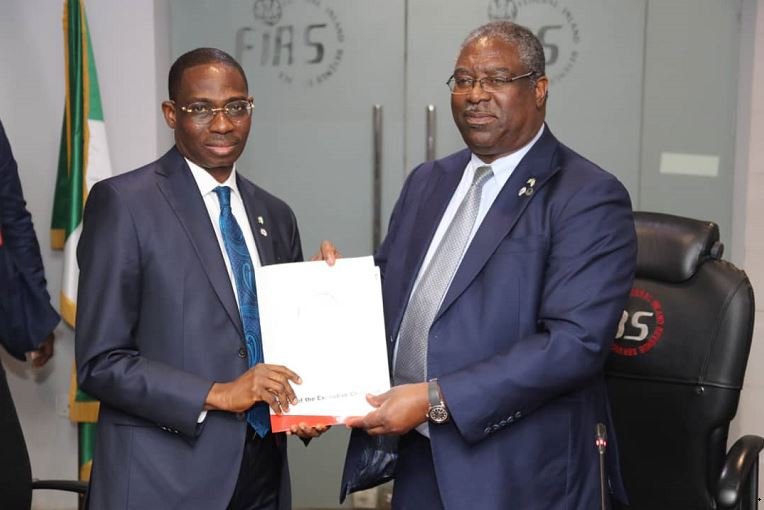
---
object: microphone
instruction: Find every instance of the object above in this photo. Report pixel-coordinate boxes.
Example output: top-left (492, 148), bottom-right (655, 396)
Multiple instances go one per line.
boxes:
top-left (595, 423), bottom-right (608, 510)
top-left (596, 422), bottom-right (607, 453)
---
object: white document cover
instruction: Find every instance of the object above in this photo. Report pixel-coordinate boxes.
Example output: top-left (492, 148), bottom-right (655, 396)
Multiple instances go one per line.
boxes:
top-left (255, 256), bottom-right (390, 431)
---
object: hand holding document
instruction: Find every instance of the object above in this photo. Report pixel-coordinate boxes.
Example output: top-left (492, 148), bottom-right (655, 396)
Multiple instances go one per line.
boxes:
top-left (256, 256), bottom-right (390, 432)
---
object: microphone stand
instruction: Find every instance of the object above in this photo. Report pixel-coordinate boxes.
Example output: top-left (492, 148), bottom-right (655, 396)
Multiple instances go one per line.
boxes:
top-left (596, 423), bottom-right (608, 510)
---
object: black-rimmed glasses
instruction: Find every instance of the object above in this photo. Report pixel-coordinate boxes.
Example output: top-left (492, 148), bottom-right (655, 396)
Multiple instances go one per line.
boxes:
top-left (446, 71), bottom-right (535, 94)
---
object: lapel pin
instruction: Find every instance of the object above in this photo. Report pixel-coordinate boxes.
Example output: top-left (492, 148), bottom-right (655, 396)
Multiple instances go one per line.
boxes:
top-left (260, 228), bottom-right (268, 237)
top-left (257, 216), bottom-right (264, 225)
top-left (518, 177), bottom-right (537, 197)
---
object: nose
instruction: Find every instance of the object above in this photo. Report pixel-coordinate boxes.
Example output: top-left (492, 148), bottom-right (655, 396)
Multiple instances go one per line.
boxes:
top-left (208, 110), bottom-right (235, 133)
top-left (466, 81), bottom-right (491, 103)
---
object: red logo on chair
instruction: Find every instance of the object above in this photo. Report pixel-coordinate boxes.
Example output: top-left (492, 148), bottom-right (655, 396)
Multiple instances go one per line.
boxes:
top-left (611, 288), bottom-right (665, 357)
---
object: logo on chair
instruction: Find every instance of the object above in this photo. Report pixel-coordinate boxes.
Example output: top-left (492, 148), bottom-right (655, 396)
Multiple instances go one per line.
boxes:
top-left (612, 288), bottom-right (665, 357)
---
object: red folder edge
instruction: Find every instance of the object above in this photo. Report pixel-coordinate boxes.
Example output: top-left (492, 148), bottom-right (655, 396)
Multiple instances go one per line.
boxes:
top-left (270, 414), bottom-right (358, 433)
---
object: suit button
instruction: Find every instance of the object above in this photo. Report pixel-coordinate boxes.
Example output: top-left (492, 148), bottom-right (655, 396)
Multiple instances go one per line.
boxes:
top-left (238, 347), bottom-right (247, 359)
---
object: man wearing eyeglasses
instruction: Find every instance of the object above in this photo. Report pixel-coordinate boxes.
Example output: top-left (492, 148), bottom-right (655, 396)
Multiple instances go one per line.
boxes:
top-left (342, 21), bottom-right (636, 509)
top-left (76, 48), bottom-right (329, 510)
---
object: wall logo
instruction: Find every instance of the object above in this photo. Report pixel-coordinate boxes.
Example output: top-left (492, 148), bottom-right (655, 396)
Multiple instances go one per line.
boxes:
top-left (253, 0), bottom-right (282, 26)
top-left (488, 0), bottom-right (519, 21)
top-left (487, 0), bottom-right (580, 84)
top-left (612, 288), bottom-right (665, 357)
top-left (236, 0), bottom-right (345, 87)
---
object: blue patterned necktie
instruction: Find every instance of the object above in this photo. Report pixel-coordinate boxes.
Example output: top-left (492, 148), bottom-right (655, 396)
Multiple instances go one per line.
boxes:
top-left (214, 186), bottom-right (270, 437)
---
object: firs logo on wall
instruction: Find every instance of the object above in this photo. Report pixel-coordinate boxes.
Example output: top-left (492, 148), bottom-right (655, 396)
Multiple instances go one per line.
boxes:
top-left (612, 288), bottom-right (665, 357)
top-left (487, 0), bottom-right (580, 84)
top-left (235, 0), bottom-right (345, 87)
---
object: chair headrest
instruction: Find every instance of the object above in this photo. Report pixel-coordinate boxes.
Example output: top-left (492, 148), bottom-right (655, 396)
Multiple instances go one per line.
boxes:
top-left (634, 212), bottom-right (723, 283)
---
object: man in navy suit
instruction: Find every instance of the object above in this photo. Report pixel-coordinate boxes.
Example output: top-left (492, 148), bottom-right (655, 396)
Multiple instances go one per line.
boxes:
top-left (0, 119), bottom-right (59, 366)
top-left (76, 48), bottom-right (326, 510)
top-left (0, 118), bottom-right (60, 509)
top-left (343, 21), bottom-right (637, 509)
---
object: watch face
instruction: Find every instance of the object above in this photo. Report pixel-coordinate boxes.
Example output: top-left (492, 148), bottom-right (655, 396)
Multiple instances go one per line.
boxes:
top-left (428, 405), bottom-right (449, 424)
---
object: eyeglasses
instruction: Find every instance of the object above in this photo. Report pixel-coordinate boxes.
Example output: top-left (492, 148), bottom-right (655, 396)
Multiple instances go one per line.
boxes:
top-left (446, 71), bottom-right (535, 94)
top-left (176, 98), bottom-right (254, 124)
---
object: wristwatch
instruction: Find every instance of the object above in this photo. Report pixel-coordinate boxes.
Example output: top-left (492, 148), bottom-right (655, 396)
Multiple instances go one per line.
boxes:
top-left (426, 379), bottom-right (449, 424)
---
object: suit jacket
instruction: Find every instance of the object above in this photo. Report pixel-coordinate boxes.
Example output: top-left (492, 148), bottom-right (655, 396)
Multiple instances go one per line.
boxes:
top-left (0, 120), bottom-right (59, 360)
top-left (343, 127), bottom-right (636, 509)
top-left (76, 147), bottom-right (303, 510)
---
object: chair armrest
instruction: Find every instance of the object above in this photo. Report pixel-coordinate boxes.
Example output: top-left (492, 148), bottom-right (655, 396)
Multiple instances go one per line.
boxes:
top-left (31, 479), bottom-right (88, 494)
top-left (717, 434), bottom-right (764, 508)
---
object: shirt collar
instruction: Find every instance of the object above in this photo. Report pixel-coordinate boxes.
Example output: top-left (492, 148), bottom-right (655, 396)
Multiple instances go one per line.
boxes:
top-left (185, 158), bottom-right (241, 199)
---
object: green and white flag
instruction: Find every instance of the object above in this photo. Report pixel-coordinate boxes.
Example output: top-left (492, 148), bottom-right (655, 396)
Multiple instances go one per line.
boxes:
top-left (50, 0), bottom-right (111, 482)
top-left (51, 0), bottom-right (112, 327)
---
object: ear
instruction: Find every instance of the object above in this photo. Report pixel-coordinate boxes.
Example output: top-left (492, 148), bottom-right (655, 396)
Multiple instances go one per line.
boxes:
top-left (534, 76), bottom-right (549, 108)
top-left (161, 101), bottom-right (177, 128)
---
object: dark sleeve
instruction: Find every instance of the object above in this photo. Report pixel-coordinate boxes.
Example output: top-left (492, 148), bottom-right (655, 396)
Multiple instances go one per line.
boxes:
top-left (76, 181), bottom-right (212, 437)
top-left (287, 205), bottom-right (303, 263)
top-left (0, 121), bottom-right (59, 357)
top-left (374, 163), bottom-right (421, 280)
top-left (441, 174), bottom-right (637, 444)
top-left (0, 122), bottom-right (52, 297)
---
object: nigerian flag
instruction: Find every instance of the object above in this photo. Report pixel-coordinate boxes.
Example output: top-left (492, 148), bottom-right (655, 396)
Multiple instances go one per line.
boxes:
top-left (50, 0), bottom-right (111, 482)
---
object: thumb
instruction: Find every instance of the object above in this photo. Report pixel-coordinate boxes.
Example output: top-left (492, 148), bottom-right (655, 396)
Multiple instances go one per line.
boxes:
top-left (366, 390), bottom-right (389, 408)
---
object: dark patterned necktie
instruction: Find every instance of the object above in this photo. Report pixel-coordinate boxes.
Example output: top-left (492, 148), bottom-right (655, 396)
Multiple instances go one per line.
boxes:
top-left (393, 165), bottom-right (493, 386)
top-left (214, 186), bottom-right (270, 437)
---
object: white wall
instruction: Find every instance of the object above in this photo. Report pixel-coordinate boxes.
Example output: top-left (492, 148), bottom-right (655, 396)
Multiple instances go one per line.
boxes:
top-left (0, 1), bottom-right (170, 508)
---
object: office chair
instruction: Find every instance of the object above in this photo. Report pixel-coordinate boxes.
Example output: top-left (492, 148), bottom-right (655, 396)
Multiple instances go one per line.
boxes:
top-left (0, 364), bottom-right (87, 509)
top-left (606, 212), bottom-right (762, 509)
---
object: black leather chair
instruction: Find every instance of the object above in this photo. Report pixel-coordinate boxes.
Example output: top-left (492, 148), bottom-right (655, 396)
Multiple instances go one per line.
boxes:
top-left (606, 212), bottom-right (763, 510)
top-left (0, 363), bottom-right (87, 509)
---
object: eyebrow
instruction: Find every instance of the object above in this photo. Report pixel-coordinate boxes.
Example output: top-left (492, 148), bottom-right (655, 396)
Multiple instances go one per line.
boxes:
top-left (453, 66), bottom-right (514, 75)
top-left (184, 95), bottom-right (249, 104)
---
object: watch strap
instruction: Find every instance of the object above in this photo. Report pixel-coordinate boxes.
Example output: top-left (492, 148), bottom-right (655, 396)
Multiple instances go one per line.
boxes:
top-left (427, 379), bottom-right (449, 423)
top-left (428, 379), bottom-right (442, 407)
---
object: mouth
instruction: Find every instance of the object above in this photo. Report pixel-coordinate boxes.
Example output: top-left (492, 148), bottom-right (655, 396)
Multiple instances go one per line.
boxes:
top-left (205, 142), bottom-right (239, 156)
top-left (463, 111), bottom-right (496, 127)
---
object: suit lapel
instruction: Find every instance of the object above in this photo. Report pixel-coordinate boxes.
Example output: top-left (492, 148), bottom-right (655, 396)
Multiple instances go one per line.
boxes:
top-left (237, 175), bottom-right (277, 266)
top-left (155, 148), bottom-right (244, 337)
top-left (436, 128), bottom-right (561, 321)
